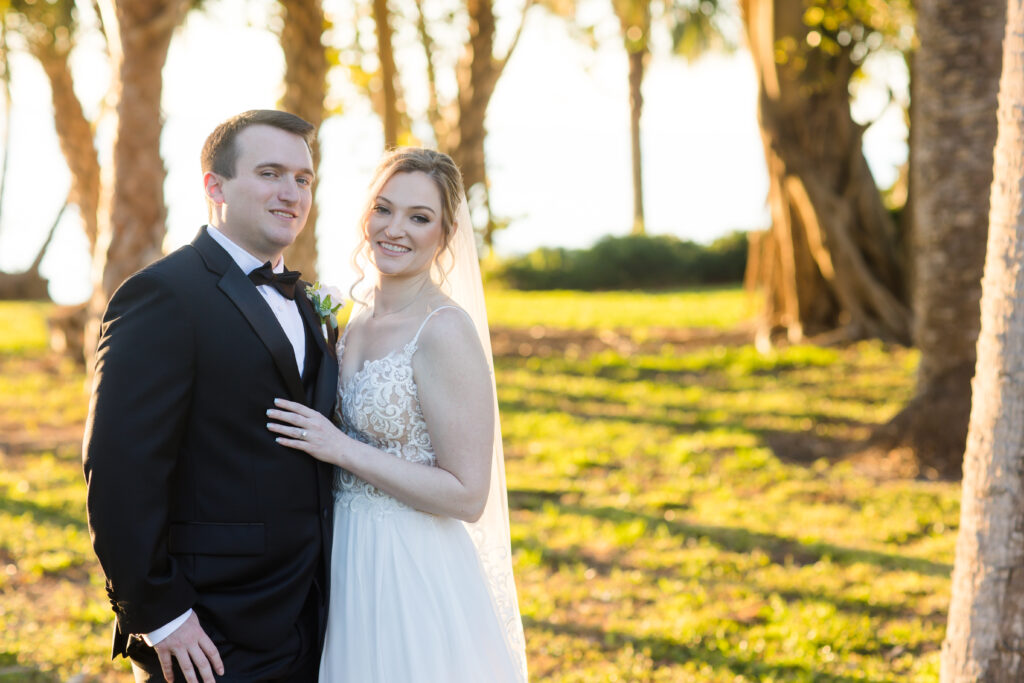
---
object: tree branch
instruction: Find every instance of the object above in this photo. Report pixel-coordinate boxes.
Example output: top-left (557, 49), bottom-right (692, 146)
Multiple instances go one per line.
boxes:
top-left (495, 0), bottom-right (536, 78)
top-left (413, 0), bottom-right (445, 145)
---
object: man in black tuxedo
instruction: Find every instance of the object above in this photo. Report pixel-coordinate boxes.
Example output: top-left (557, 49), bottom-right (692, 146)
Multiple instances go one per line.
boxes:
top-left (83, 110), bottom-right (337, 682)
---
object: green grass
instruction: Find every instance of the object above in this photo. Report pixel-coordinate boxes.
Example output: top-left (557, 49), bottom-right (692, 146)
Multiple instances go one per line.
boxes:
top-left (483, 286), bottom-right (758, 330)
top-left (0, 303), bottom-right (50, 354)
top-left (0, 293), bottom-right (955, 682)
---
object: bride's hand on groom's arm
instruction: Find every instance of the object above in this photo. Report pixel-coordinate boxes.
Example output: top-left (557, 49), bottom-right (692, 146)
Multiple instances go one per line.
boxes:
top-left (267, 399), bottom-right (349, 465)
top-left (152, 611), bottom-right (224, 683)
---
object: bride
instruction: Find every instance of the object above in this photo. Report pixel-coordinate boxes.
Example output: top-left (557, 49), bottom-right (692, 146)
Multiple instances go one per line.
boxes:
top-left (267, 148), bottom-right (528, 681)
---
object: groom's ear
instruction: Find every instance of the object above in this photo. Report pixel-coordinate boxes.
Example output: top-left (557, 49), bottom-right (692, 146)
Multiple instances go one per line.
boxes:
top-left (204, 172), bottom-right (225, 204)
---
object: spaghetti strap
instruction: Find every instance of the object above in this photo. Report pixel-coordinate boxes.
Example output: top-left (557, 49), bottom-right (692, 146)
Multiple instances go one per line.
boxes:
top-left (410, 305), bottom-right (470, 347)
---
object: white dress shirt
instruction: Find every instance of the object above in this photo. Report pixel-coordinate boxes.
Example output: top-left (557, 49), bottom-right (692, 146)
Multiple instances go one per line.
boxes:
top-left (207, 225), bottom-right (306, 373)
top-left (144, 226), bottom-right (307, 646)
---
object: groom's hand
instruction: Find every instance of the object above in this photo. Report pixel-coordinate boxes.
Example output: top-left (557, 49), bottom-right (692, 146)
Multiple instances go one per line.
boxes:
top-left (153, 611), bottom-right (224, 683)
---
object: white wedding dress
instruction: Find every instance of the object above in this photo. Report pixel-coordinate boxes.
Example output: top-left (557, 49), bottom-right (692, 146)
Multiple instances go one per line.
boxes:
top-left (318, 307), bottom-right (526, 682)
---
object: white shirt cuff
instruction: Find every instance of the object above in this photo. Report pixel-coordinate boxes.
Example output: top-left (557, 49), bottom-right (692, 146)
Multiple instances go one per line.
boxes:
top-left (143, 609), bottom-right (193, 646)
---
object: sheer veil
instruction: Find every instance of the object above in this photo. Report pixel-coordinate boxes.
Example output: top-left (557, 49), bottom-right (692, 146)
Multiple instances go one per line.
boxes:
top-left (446, 199), bottom-right (528, 680)
top-left (346, 198), bottom-right (528, 680)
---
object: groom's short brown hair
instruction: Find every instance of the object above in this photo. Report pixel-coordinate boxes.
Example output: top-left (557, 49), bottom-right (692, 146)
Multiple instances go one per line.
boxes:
top-left (201, 110), bottom-right (315, 178)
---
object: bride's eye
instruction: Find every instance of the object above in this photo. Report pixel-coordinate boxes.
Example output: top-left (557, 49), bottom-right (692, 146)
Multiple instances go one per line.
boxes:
top-left (373, 205), bottom-right (390, 215)
top-left (411, 214), bottom-right (430, 224)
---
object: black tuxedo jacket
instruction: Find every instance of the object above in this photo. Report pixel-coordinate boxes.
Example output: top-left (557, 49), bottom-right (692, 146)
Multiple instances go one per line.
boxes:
top-left (83, 227), bottom-right (338, 677)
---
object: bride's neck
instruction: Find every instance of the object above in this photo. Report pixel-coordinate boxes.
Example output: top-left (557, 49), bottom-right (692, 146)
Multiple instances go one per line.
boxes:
top-left (372, 272), bottom-right (435, 318)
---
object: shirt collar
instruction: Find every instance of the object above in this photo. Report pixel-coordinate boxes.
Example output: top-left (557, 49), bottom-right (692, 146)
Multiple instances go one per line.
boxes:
top-left (206, 225), bottom-right (284, 275)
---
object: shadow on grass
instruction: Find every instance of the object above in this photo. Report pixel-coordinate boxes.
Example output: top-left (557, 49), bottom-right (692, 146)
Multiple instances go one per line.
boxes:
top-left (513, 530), bottom-right (947, 628)
top-left (522, 615), bottom-right (871, 682)
top-left (509, 489), bottom-right (952, 578)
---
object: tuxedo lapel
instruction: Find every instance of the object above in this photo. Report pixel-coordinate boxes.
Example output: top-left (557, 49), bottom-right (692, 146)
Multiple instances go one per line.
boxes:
top-left (296, 289), bottom-right (339, 417)
top-left (192, 228), bottom-right (306, 402)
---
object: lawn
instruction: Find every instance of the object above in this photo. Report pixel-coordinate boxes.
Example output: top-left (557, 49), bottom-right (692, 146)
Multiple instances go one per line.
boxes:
top-left (0, 289), bottom-right (956, 681)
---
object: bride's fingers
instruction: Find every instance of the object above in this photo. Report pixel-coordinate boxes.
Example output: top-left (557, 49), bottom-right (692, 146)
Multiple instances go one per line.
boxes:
top-left (266, 422), bottom-right (305, 438)
top-left (275, 436), bottom-right (309, 451)
top-left (265, 408), bottom-right (304, 426)
top-left (273, 398), bottom-right (315, 416)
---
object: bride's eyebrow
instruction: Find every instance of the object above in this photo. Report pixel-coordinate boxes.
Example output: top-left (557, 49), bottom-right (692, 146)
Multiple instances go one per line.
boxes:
top-left (376, 194), bottom-right (436, 214)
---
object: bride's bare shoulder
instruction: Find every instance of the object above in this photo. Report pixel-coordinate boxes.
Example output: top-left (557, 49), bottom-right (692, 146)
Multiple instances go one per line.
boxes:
top-left (415, 303), bottom-right (484, 363)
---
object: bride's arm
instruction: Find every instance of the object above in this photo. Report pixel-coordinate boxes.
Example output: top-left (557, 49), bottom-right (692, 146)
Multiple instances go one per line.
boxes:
top-left (268, 308), bottom-right (495, 522)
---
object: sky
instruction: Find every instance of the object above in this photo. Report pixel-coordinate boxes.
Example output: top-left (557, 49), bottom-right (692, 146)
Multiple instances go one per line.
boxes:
top-left (0, 0), bottom-right (908, 304)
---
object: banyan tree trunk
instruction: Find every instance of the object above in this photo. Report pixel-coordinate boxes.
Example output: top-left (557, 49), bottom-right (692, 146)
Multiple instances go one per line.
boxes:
top-left (741, 0), bottom-right (910, 346)
top-left (279, 0), bottom-right (328, 281)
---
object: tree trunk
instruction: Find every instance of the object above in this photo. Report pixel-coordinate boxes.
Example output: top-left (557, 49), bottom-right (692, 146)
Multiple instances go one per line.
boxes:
top-left (30, 38), bottom-right (100, 250)
top-left (740, 0), bottom-right (910, 346)
top-left (279, 0), bottom-right (328, 281)
top-left (941, 1), bottom-right (1024, 675)
top-left (373, 0), bottom-right (399, 149)
top-left (0, 18), bottom-right (11, 223)
top-left (86, 0), bottom-right (187, 362)
top-left (447, 0), bottom-right (500, 243)
top-left (410, 0), bottom-right (531, 248)
top-left (876, 0), bottom-right (1005, 478)
top-left (627, 48), bottom-right (647, 235)
top-left (0, 199), bottom-right (67, 301)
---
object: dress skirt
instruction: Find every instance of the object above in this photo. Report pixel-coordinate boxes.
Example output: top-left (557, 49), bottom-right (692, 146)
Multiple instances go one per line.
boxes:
top-left (318, 490), bottom-right (521, 682)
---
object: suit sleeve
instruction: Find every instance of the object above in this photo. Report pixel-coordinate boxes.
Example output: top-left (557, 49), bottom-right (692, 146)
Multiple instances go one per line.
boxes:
top-left (83, 269), bottom-right (198, 635)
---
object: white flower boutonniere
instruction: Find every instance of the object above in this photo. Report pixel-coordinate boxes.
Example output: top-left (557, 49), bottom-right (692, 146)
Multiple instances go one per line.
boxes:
top-left (305, 281), bottom-right (345, 339)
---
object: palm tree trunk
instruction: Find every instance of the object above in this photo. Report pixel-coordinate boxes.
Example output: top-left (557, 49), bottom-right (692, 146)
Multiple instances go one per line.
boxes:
top-left (627, 48), bottom-right (647, 235)
top-left (740, 0), bottom-right (909, 345)
top-left (373, 0), bottom-right (399, 149)
top-left (279, 0), bottom-right (328, 280)
top-left (449, 0), bottom-right (499, 228)
top-left (0, 18), bottom-right (11, 224)
top-left (86, 0), bottom-right (187, 362)
top-left (30, 39), bottom-right (100, 250)
top-left (941, 0), bottom-right (1024, 676)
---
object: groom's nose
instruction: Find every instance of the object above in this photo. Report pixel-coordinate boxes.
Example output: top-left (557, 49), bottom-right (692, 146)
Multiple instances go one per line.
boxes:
top-left (278, 177), bottom-right (301, 203)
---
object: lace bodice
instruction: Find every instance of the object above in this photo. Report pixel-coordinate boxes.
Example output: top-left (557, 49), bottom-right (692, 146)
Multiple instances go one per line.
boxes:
top-left (333, 308), bottom-right (458, 511)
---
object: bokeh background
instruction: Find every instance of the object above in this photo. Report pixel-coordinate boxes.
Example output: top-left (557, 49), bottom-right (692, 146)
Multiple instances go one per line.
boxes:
top-left (2, 0), bottom-right (1022, 680)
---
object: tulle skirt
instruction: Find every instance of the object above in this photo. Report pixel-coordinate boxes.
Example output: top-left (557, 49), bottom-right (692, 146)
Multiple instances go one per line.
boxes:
top-left (318, 490), bottom-right (521, 682)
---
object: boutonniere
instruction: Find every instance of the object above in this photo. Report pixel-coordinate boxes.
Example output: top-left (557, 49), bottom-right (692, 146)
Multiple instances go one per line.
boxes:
top-left (305, 281), bottom-right (345, 339)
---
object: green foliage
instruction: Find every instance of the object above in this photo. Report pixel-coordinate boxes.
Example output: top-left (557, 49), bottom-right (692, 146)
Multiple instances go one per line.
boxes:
top-left (491, 232), bottom-right (748, 291)
top-left (778, 0), bottom-right (915, 75)
top-left (0, 299), bottom-right (956, 681)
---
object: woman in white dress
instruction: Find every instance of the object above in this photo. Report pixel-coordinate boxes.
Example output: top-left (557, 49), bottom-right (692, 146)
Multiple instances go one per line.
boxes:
top-left (267, 148), bottom-right (528, 682)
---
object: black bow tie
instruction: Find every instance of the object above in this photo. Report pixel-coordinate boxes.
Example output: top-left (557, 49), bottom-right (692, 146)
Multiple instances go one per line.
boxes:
top-left (248, 261), bottom-right (301, 300)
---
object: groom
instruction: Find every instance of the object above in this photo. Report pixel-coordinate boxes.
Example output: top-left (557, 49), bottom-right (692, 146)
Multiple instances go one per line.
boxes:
top-left (83, 110), bottom-right (337, 681)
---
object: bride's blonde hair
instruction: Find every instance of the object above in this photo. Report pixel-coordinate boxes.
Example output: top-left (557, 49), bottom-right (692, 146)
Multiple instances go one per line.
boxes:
top-left (349, 148), bottom-right (466, 305)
